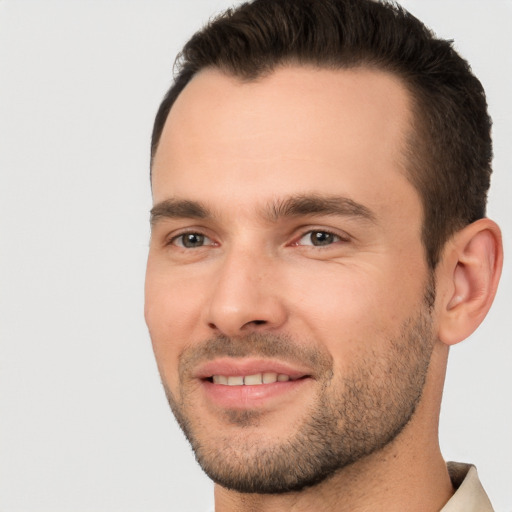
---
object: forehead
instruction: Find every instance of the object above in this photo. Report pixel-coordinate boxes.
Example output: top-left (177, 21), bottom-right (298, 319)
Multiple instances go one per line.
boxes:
top-left (151, 65), bottom-right (419, 223)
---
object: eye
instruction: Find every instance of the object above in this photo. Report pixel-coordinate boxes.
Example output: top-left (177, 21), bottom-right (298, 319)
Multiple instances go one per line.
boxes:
top-left (297, 230), bottom-right (343, 247)
top-left (172, 232), bottom-right (214, 248)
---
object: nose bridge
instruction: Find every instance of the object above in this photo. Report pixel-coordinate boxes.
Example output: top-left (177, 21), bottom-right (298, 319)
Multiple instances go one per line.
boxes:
top-left (205, 240), bottom-right (286, 336)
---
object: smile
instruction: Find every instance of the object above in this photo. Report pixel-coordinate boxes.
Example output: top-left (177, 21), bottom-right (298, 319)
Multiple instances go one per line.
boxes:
top-left (192, 358), bottom-right (314, 409)
top-left (211, 373), bottom-right (292, 385)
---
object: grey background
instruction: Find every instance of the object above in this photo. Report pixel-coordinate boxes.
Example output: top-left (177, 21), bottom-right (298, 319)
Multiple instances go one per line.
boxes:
top-left (0, 1), bottom-right (510, 511)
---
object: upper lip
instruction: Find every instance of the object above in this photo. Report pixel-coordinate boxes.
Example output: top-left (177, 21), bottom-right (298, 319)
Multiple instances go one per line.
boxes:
top-left (193, 358), bottom-right (313, 380)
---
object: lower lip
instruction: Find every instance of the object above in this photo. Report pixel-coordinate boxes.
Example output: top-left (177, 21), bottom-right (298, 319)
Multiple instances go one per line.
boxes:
top-left (201, 378), bottom-right (311, 409)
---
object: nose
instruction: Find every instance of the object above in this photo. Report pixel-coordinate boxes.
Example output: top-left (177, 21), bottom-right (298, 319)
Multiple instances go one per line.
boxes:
top-left (204, 248), bottom-right (288, 337)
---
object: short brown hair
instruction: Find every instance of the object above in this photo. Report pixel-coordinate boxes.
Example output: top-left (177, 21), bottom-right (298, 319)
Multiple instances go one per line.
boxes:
top-left (151, 0), bottom-right (492, 269)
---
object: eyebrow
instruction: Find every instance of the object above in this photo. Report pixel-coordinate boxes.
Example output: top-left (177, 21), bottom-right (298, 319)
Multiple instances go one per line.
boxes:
top-left (264, 194), bottom-right (376, 223)
top-left (150, 198), bottom-right (211, 226)
top-left (150, 194), bottom-right (376, 226)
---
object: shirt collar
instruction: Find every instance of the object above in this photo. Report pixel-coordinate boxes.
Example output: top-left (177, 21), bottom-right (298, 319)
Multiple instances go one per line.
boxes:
top-left (440, 462), bottom-right (494, 512)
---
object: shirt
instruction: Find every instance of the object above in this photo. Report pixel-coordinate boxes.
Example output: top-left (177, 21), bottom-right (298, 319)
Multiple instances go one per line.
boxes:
top-left (441, 462), bottom-right (493, 511)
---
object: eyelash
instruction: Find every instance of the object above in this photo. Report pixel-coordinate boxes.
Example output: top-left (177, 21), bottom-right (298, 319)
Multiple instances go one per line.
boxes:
top-left (294, 228), bottom-right (350, 247)
top-left (166, 227), bottom-right (350, 250)
top-left (167, 231), bottom-right (215, 248)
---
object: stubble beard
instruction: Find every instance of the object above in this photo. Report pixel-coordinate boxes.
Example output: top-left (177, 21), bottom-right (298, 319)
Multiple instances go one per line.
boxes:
top-left (161, 287), bottom-right (436, 494)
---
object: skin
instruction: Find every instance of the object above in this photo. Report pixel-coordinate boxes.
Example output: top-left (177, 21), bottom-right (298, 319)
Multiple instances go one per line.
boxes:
top-left (145, 66), bottom-right (502, 511)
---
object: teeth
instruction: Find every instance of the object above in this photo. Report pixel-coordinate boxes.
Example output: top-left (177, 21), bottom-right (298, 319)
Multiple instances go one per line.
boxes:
top-left (263, 372), bottom-right (278, 384)
top-left (244, 374), bottom-right (263, 385)
top-left (211, 373), bottom-right (292, 386)
top-left (227, 376), bottom-right (244, 386)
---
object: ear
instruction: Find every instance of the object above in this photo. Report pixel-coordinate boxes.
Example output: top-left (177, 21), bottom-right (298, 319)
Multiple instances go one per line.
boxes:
top-left (436, 218), bottom-right (503, 346)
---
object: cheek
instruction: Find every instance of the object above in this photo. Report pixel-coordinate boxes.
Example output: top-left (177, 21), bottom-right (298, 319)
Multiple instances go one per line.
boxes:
top-left (287, 261), bottom-right (423, 357)
top-left (144, 266), bottom-right (206, 383)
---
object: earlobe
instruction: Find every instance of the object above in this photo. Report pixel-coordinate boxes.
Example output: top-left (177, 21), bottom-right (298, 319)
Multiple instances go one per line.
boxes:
top-left (437, 218), bottom-right (503, 346)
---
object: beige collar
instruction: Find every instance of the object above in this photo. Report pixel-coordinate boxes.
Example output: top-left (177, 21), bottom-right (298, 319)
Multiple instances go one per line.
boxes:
top-left (440, 462), bottom-right (493, 512)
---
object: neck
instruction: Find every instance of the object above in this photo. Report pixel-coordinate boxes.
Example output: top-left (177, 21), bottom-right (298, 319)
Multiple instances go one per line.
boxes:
top-left (214, 345), bottom-right (453, 512)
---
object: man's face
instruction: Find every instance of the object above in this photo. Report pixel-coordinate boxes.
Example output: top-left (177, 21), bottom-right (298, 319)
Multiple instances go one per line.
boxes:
top-left (145, 66), bottom-right (435, 492)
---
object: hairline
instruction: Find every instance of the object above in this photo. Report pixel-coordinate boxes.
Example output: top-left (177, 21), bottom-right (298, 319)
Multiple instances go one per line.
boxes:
top-left (150, 61), bottom-right (448, 269)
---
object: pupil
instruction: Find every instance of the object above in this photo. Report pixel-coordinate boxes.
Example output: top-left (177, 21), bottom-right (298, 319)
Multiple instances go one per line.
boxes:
top-left (184, 233), bottom-right (204, 247)
top-left (313, 231), bottom-right (332, 245)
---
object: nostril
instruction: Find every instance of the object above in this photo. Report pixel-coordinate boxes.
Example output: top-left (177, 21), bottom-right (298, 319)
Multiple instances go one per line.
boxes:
top-left (207, 319), bottom-right (272, 337)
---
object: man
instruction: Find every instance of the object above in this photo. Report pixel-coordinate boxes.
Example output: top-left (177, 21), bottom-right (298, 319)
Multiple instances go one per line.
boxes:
top-left (144, 0), bottom-right (503, 510)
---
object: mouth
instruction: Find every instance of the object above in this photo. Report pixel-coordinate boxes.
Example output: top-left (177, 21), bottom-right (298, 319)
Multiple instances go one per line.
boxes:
top-left (194, 358), bottom-right (313, 409)
top-left (208, 372), bottom-right (304, 385)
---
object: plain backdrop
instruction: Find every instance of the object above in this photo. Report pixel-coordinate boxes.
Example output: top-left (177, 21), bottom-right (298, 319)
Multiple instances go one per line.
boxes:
top-left (0, 1), bottom-right (510, 511)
